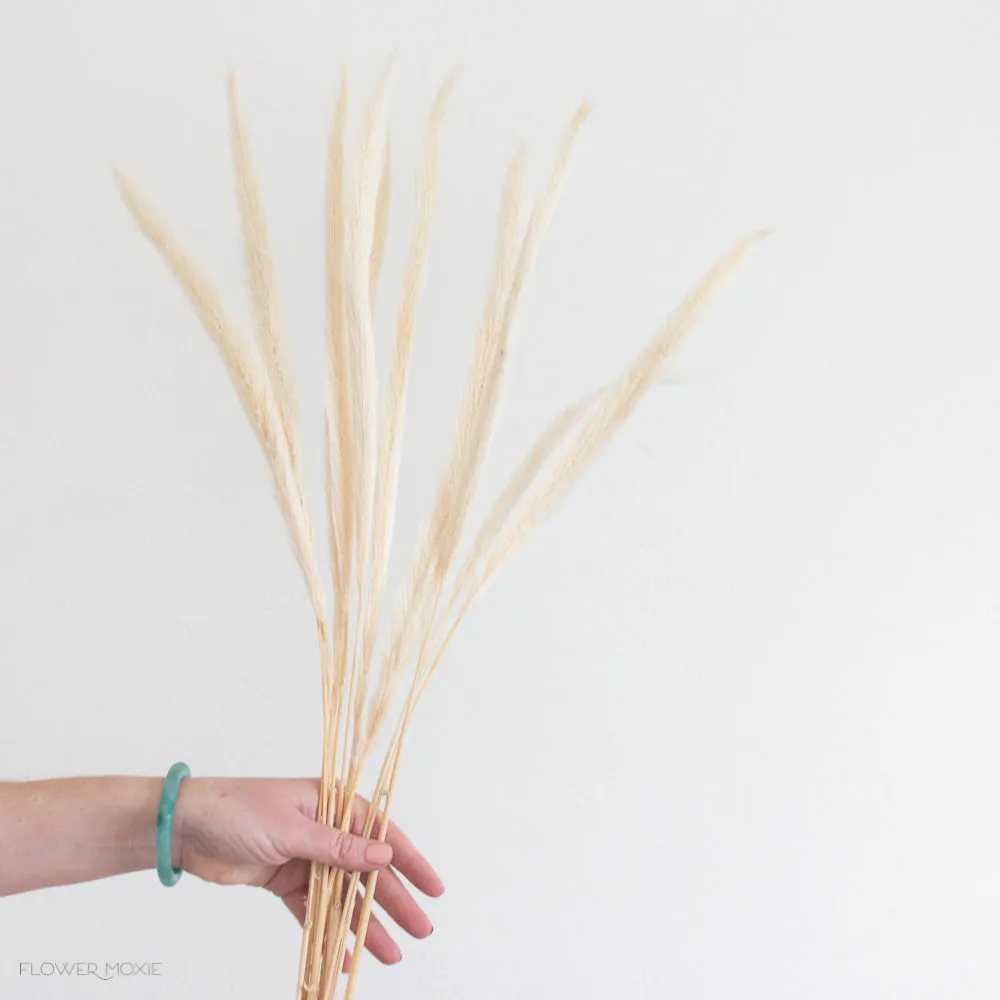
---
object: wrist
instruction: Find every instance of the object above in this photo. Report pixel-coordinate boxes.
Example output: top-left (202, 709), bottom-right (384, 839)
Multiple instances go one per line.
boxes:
top-left (62, 777), bottom-right (163, 877)
top-left (114, 777), bottom-right (164, 873)
top-left (171, 776), bottom-right (196, 870)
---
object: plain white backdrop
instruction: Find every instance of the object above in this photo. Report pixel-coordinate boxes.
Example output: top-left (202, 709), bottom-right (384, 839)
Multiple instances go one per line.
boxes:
top-left (2, 1), bottom-right (1000, 997)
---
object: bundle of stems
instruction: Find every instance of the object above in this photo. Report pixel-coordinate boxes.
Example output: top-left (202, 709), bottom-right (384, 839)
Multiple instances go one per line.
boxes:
top-left (116, 65), bottom-right (766, 1000)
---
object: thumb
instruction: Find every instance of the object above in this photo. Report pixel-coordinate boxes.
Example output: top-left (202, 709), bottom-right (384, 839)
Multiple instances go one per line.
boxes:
top-left (287, 818), bottom-right (393, 872)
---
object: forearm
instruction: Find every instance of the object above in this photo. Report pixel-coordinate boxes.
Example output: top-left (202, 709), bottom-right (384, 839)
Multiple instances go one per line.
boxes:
top-left (0, 777), bottom-right (172, 895)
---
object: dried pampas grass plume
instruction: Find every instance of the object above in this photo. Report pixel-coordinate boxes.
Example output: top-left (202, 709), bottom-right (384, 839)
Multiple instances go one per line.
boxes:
top-left (115, 65), bottom-right (767, 1000)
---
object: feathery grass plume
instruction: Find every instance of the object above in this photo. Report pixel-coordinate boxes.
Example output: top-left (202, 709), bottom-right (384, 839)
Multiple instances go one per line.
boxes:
top-left (368, 109), bottom-right (590, 745)
top-left (342, 64), bottom-right (395, 773)
top-left (426, 105), bottom-right (592, 610)
top-left (361, 76), bottom-right (455, 746)
top-left (317, 65), bottom-right (401, 997)
top-left (324, 72), bottom-right (353, 783)
top-left (342, 237), bottom-right (772, 987)
top-left (369, 139), bottom-right (392, 306)
top-left (465, 229), bottom-right (771, 603)
top-left (113, 169), bottom-right (326, 624)
top-left (364, 143), bottom-right (526, 745)
top-left (115, 66), bottom-right (765, 1000)
top-left (325, 72), bottom-right (353, 601)
top-left (413, 231), bottom-right (772, 709)
top-left (450, 387), bottom-right (603, 605)
top-left (226, 72), bottom-right (302, 484)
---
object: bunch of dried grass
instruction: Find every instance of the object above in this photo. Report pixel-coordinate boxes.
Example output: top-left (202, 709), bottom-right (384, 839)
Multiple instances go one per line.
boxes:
top-left (116, 66), bottom-right (766, 1000)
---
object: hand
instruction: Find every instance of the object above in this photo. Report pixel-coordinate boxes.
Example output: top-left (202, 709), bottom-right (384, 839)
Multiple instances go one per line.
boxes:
top-left (174, 777), bottom-right (443, 966)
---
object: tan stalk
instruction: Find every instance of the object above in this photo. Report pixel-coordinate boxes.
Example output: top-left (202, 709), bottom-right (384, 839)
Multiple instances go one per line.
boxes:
top-left (342, 595), bottom-right (445, 1000)
top-left (304, 71), bottom-right (353, 1000)
top-left (319, 65), bottom-right (398, 1000)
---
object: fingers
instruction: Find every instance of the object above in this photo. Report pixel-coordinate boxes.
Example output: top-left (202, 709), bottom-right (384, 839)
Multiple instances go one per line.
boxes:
top-left (271, 858), bottom-right (432, 951)
top-left (294, 779), bottom-right (444, 895)
top-left (286, 816), bottom-right (393, 873)
top-left (347, 804), bottom-right (443, 897)
top-left (276, 877), bottom-right (401, 966)
top-left (373, 819), bottom-right (444, 898)
top-left (360, 866), bottom-right (434, 939)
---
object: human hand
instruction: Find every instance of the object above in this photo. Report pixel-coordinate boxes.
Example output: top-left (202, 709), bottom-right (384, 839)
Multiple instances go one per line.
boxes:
top-left (173, 777), bottom-right (443, 966)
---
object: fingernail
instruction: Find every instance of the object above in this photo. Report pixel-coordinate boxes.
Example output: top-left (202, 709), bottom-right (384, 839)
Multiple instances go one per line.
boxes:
top-left (365, 842), bottom-right (393, 866)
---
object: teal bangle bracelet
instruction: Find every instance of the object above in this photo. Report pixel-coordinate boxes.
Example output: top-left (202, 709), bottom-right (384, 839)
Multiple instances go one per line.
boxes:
top-left (156, 762), bottom-right (190, 887)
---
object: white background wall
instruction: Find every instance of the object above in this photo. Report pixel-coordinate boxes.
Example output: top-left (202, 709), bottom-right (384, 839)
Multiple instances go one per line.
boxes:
top-left (2, 1), bottom-right (1000, 997)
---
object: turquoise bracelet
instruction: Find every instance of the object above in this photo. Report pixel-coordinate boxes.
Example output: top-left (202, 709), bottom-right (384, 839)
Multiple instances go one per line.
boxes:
top-left (156, 762), bottom-right (190, 887)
